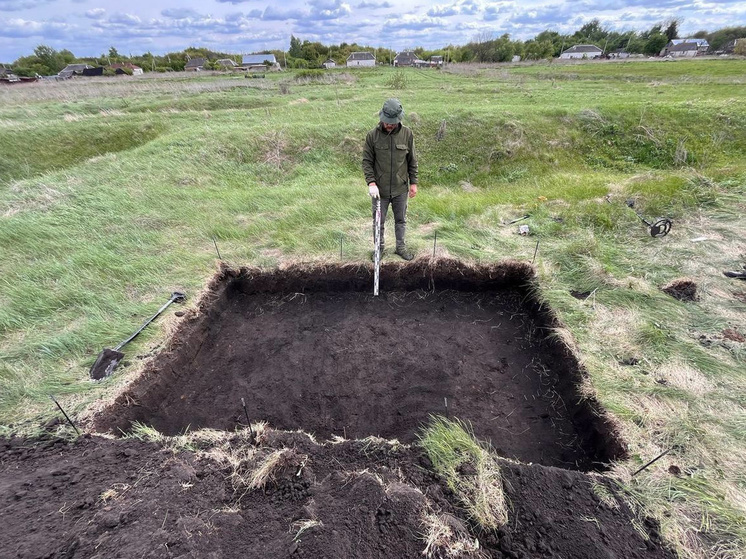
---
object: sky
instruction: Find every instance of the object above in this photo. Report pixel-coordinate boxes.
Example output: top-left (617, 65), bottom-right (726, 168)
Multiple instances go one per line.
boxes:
top-left (1, 0), bottom-right (744, 62)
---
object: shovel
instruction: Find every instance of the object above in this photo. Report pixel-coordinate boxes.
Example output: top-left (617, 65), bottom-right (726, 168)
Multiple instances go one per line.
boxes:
top-left (89, 291), bottom-right (186, 380)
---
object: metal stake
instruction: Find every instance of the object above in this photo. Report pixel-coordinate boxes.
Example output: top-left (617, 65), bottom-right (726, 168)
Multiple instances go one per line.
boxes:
top-left (373, 199), bottom-right (381, 296)
top-left (444, 397), bottom-right (449, 417)
top-left (631, 447), bottom-right (672, 477)
top-left (241, 398), bottom-right (254, 437)
top-left (532, 240), bottom-right (539, 264)
top-left (212, 237), bottom-right (222, 260)
top-left (49, 395), bottom-right (80, 435)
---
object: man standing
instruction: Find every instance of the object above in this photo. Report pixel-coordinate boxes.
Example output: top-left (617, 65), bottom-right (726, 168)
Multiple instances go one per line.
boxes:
top-left (362, 98), bottom-right (418, 261)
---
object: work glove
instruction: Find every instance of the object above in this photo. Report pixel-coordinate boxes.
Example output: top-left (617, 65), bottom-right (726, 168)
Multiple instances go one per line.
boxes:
top-left (368, 183), bottom-right (380, 198)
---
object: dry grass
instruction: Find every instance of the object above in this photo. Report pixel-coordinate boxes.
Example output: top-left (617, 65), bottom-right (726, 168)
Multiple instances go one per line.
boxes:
top-left (419, 416), bottom-right (508, 530)
top-left (421, 512), bottom-right (488, 558)
top-left (0, 74), bottom-right (272, 105)
top-left (290, 519), bottom-right (323, 541)
top-left (258, 129), bottom-right (290, 167)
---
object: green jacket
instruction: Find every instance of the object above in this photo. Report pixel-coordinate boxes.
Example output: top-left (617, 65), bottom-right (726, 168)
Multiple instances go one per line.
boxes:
top-left (362, 123), bottom-right (418, 198)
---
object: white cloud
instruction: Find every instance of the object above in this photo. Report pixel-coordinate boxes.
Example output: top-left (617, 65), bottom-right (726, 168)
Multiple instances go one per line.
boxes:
top-left (427, 4), bottom-right (459, 17)
top-left (262, 5), bottom-right (308, 20)
top-left (106, 13), bottom-right (142, 25)
top-left (84, 7), bottom-right (105, 19)
top-left (0, 0), bottom-right (53, 11)
top-left (161, 8), bottom-right (202, 19)
top-left (1, 0), bottom-right (746, 63)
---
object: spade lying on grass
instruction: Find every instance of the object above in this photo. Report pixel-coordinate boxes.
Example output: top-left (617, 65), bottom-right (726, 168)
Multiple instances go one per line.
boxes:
top-left (89, 291), bottom-right (186, 380)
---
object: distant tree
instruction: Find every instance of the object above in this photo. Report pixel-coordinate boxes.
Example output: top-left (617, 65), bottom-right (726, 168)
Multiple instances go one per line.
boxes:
top-left (33, 45), bottom-right (66, 73)
top-left (664, 19), bottom-right (680, 42)
top-left (289, 35), bottom-right (302, 58)
top-left (59, 49), bottom-right (76, 65)
top-left (493, 34), bottom-right (515, 62)
top-left (523, 39), bottom-right (554, 60)
top-left (735, 40), bottom-right (746, 56)
top-left (576, 19), bottom-right (607, 42)
top-left (644, 33), bottom-right (668, 55)
top-left (708, 26), bottom-right (746, 50)
top-left (470, 30), bottom-right (494, 62)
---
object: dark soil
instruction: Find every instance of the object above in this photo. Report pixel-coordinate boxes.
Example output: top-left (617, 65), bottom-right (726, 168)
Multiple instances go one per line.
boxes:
top-left (1, 260), bottom-right (666, 558)
top-left (0, 432), bottom-right (675, 559)
top-left (94, 261), bottom-right (624, 471)
top-left (722, 328), bottom-right (745, 343)
top-left (661, 278), bottom-right (698, 302)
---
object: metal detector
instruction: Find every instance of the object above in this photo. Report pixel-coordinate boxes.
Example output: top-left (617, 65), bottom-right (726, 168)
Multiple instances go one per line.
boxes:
top-left (373, 199), bottom-right (381, 296)
top-left (625, 199), bottom-right (673, 238)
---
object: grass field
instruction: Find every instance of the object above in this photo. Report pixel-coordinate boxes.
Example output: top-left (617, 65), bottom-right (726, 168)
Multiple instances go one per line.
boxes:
top-left (1, 59), bottom-right (745, 557)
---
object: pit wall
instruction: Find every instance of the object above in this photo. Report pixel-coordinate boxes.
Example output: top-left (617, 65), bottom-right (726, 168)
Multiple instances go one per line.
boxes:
top-left (92, 258), bottom-right (627, 467)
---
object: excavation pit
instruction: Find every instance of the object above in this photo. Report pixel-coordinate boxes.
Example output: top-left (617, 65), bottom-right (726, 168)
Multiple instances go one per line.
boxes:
top-left (95, 260), bottom-right (625, 471)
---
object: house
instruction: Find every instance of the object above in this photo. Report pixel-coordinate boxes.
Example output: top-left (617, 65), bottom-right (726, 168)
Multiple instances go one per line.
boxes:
top-left (242, 54), bottom-right (281, 71)
top-left (321, 59), bottom-right (336, 69)
top-left (661, 42), bottom-right (699, 57)
top-left (216, 59), bottom-right (239, 69)
top-left (108, 63), bottom-right (143, 75)
top-left (346, 52), bottom-right (375, 67)
top-left (559, 44), bottom-right (603, 59)
top-left (394, 51), bottom-right (417, 67)
top-left (82, 67), bottom-right (104, 77)
top-left (0, 67), bottom-right (20, 83)
top-left (185, 58), bottom-right (207, 71)
top-left (662, 38), bottom-right (709, 56)
top-left (430, 55), bottom-right (443, 66)
top-left (722, 38), bottom-right (745, 54)
top-left (58, 64), bottom-right (93, 78)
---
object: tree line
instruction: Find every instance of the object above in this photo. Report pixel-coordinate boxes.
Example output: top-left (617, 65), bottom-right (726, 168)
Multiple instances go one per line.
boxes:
top-left (4, 20), bottom-right (745, 76)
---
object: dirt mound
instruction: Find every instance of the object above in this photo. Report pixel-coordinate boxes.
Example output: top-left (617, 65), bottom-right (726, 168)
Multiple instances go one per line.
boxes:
top-left (0, 432), bottom-right (674, 559)
top-left (722, 328), bottom-right (745, 343)
top-left (661, 278), bottom-right (698, 301)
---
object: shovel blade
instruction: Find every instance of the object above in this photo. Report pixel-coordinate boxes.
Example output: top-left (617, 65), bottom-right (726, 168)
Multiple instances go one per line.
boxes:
top-left (89, 348), bottom-right (125, 380)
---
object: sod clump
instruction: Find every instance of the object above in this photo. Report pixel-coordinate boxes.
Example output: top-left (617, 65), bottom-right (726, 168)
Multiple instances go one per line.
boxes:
top-left (419, 415), bottom-right (508, 531)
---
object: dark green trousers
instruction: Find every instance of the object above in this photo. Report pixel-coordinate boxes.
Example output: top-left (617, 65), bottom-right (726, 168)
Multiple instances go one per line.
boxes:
top-left (372, 192), bottom-right (408, 250)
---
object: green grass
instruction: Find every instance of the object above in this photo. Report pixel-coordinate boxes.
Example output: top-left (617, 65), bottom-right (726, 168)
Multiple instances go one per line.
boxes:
top-left (1, 61), bottom-right (745, 557)
top-left (419, 416), bottom-right (508, 530)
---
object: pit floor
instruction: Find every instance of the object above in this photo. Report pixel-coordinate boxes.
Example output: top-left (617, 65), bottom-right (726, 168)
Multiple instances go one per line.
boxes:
top-left (100, 287), bottom-right (602, 470)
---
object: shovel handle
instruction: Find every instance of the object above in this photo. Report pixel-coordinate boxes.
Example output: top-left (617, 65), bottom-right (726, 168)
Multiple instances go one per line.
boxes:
top-left (115, 291), bottom-right (186, 351)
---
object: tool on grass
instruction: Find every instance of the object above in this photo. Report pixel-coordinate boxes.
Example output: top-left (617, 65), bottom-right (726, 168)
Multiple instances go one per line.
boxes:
top-left (631, 447), bottom-right (673, 477)
top-left (532, 240), bottom-right (540, 264)
top-left (49, 394), bottom-right (80, 435)
top-left (89, 291), bottom-right (187, 380)
top-left (212, 237), bottom-right (222, 260)
top-left (723, 265), bottom-right (746, 280)
top-left (625, 199), bottom-right (672, 238)
top-left (373, 198), bottom-right (381, 296)
top-left (504, 214), bottom-right (530, 226)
